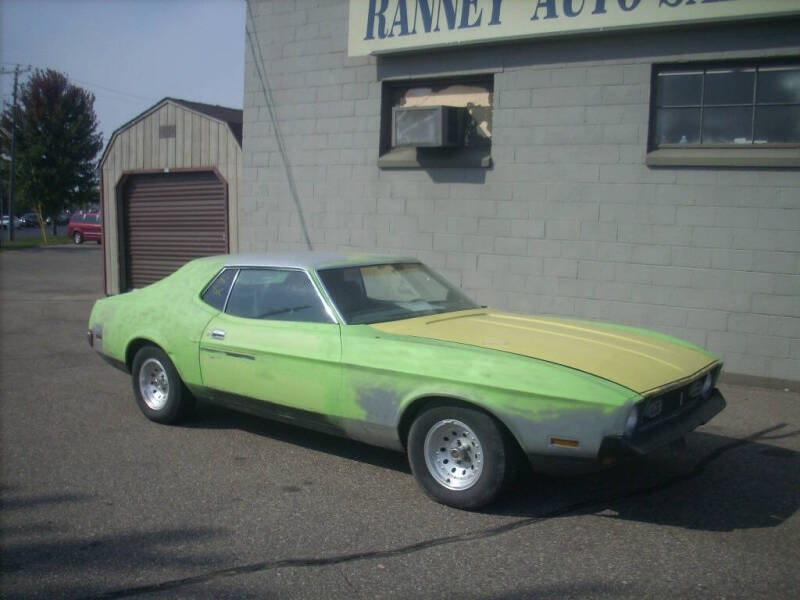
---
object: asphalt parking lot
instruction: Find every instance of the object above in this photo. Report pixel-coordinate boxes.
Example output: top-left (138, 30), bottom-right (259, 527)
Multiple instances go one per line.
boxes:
top-left (1, 246), bottom-right (799, 600)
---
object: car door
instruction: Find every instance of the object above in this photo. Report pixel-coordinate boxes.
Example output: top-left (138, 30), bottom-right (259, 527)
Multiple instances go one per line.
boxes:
top-left (199, 267), bottom-right (342, 422)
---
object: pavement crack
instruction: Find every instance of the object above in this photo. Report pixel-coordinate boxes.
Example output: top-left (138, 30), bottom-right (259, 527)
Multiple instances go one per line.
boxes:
top-left (78, 424), bottom-right (785, 600)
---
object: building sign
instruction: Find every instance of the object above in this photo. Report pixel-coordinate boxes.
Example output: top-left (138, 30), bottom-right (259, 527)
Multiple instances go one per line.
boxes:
top-left (348, 0), bottom-right (800, 56)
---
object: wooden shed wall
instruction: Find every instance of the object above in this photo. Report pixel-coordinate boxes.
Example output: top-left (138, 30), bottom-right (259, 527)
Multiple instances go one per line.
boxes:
top-left (101, 101), bottom-right (241, 294)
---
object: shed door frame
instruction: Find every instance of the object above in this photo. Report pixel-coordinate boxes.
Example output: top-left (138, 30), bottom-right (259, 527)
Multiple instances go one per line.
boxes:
top-left (115, 167), bottom-right (229, 292)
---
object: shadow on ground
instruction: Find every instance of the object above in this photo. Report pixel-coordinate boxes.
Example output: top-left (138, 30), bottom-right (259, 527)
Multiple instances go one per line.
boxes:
top-left (187, 402), bottom-right (412, 474)
top-left (186, 403), bottom-right (800, 532)
top-left (2, 413), bottom-right (797, 600)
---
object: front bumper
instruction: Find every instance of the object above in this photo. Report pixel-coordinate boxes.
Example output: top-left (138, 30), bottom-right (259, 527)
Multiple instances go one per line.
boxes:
top-left (526, 388), bottom-right (726, 474)
top-left (599, 388), bottom-right (726, 459)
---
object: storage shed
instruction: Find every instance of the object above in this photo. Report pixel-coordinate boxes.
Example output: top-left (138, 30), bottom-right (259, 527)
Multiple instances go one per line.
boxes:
top-left (99, 98), bottom-right (242, 295)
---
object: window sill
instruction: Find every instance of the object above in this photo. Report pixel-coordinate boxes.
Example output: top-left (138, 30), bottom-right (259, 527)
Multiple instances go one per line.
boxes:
top-left (646, 147), bottom-right (800, 168)
top-left (378, 146), bottom-right (492, 169)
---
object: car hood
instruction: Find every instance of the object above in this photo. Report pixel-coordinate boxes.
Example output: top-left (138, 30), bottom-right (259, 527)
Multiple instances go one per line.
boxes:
top-left (369, 309), bottom-right (717, 395)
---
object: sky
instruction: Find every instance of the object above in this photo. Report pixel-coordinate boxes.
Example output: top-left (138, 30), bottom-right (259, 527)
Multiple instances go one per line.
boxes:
top-left (0, 0), bottom-right (246, 145)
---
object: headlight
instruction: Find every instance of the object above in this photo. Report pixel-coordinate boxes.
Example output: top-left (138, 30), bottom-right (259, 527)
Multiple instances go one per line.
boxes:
top-left (624, 404), bottom-right (639, 436)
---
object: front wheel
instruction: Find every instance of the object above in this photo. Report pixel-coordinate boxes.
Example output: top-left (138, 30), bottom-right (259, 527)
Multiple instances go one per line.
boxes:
top-left (408, 404), bottom-right (512, 510)
top-left (131, 346), bottom-right (194, 424)
top-left (72, 231), bottom-right (83, 244)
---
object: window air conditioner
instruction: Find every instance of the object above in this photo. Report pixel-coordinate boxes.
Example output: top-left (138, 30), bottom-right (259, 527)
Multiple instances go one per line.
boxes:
top-left (391, 105), bottom-right (464, 148)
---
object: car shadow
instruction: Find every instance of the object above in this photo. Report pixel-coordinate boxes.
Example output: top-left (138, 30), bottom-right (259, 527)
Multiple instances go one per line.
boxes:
top-left (185, 401), bottom-right (411, 474)
top-left (488, 423), bottom-right (800, 531)
top-left (186, 405), bottom-right (799, 532)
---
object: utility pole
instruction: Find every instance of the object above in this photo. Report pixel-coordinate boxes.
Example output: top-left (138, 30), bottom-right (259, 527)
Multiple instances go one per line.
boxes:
top-left (1, 64), bottom-right (31, 242)
top-left (0, 102), bottom-right (6, 243)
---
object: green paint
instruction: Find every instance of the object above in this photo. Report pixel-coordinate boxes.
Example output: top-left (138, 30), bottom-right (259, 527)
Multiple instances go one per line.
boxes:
top-left (89, 255), bottom-right (722, 462)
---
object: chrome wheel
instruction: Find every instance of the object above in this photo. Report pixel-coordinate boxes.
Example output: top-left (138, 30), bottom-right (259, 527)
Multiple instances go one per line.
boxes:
top-left (423, 419), bottom-right (484, 490)
top-left (138, 358), bottom-right (169, 411)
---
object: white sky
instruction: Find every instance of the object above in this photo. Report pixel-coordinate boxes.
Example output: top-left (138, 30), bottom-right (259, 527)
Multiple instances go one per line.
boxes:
top-left (0, 0), bottom-right (246, 146)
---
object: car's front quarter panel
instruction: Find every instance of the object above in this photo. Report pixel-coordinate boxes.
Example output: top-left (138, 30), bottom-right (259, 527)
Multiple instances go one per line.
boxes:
top-left (339, 325), bottom-right (639, 458)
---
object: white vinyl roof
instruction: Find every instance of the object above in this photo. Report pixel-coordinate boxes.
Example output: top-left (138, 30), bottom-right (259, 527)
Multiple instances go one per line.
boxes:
top-left (222, 252), bottom-right (419, 270)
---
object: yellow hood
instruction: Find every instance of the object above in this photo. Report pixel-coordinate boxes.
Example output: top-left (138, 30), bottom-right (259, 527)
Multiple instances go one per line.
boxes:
top-left (370, 309), bottom-right (717, 395)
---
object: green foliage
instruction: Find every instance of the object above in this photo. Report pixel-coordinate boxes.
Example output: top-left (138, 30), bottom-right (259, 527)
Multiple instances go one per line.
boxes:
top-left (1, 69), bottom-right (102, 223)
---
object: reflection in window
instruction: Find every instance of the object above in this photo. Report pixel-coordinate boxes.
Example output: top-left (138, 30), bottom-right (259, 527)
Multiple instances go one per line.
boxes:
top-left (225, 269), bottom-right (330, 323)
top-left (202, 268), bottom-right (237, 311)
top-left (651, 62), bottom-right (800, 148)
top-left (319, 263), bottom-right (479, 325)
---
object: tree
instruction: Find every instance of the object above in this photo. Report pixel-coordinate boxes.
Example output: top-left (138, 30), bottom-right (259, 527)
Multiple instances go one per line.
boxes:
top-left (0, 69), bottom-right (103, 240)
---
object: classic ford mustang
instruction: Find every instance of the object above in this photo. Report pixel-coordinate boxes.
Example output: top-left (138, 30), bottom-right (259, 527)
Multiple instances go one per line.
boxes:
top-left (89, 253), bottom-right (726, 509)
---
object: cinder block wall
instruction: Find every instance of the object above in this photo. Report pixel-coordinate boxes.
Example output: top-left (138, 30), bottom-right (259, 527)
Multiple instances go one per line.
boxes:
top-left (242, 1), bottom-right (800, 383)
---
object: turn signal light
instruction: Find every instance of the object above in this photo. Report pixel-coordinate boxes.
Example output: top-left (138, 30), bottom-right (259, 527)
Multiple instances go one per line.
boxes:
top-left (550, 437), bottom-right (580, 448)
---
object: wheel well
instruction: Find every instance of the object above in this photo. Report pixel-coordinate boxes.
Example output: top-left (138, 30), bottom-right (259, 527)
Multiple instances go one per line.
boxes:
top-left (125, 338), bottom-right (158, 371)
top-left (397, 396), bottom-right (524, 457)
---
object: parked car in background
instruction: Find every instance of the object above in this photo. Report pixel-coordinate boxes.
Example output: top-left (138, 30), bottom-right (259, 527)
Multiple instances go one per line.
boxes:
top-left (20, 213), bottom-right (41, 228)
top-left (1, 215), bottom-right (26, 229)
top-left (88, 252), bottom-right (726, 510)
top-left (67, 212), bottom-right (102, 244)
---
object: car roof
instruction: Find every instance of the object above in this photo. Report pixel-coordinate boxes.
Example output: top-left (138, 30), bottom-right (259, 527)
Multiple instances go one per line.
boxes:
top-left (221, 252), bottom-right (420, 270)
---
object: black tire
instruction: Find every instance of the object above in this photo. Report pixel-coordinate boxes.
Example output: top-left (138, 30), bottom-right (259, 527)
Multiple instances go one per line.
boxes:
top-left (72, 231), bottom-right (83, 244)
top-left (408, 404), bottom-right (512, 510)
top-left (131, 345), bottom-right (194, 424)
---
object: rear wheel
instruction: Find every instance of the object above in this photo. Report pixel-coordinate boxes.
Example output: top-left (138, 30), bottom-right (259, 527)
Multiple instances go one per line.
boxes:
top-left (131, 345), bottom-right (194, 424)
top-left (408, 404), bottom-right (512, 510)
top-left (72, 231), bottom-right (83, 244)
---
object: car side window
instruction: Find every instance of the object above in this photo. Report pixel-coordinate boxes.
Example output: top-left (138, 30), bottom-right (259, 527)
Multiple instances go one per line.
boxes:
top-left (225, 268), bottom-right (331, 323)
top-left (201, 268), bottom-right (237, 311)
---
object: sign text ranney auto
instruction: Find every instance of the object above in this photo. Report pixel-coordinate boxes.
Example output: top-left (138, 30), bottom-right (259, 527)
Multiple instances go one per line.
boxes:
top-left (348, 0), bottom-right (800, 56)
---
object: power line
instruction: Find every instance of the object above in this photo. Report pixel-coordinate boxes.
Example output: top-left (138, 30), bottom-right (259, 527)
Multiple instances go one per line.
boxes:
top-left (245, 1), bottom-right (312, 251)
top-left (70, 78), bottom-right (156, 104)
top-left (2, 63), bottom-right (156, 104)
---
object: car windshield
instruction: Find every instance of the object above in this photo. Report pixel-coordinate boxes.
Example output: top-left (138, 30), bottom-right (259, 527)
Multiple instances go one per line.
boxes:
top-left (318, 262), bottom-right (479, 324)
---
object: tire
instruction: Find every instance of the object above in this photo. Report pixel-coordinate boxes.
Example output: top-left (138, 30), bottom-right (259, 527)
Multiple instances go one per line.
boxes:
top-left (131, 345), bottom-right (194, 424)
top-left (72, 231), bottom-right (83, 244)
top-left (408, 404), bottom-right (512, 510)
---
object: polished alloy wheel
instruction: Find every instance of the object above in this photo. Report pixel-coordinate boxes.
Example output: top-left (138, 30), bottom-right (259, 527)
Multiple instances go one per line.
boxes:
top-left (138, 358), bottom-right (169, 411)
top-left (423, 419), bottom-right (484, 490)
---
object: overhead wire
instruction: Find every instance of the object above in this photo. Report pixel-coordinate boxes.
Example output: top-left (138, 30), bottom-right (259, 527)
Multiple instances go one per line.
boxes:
top-left (2, 62), bottom-right (156, 104)
top-left (245, 0), bottom-right (312, 251)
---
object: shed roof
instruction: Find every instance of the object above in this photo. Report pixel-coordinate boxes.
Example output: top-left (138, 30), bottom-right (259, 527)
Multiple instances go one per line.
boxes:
top-left (168, 98), bottom-right (243, 145)
top-left (98, 97), bottom-right (243, 169)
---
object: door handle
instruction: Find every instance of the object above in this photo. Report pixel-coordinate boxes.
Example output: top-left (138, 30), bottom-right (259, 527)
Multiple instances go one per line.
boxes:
top-left (210, 329), bottom-right (226, 340)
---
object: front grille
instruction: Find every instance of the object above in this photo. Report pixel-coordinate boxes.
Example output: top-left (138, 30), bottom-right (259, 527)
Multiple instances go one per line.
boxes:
top-left (637, 367), bottom-right (719, 433)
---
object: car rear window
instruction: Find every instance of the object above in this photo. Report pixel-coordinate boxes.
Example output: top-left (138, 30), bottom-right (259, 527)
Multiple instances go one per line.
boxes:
top-left (202, 268), bottom-right (237, 311)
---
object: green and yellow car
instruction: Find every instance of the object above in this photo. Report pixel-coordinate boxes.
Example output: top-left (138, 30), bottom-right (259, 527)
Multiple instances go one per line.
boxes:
top-left (89, 253), bottom-right (726, 509)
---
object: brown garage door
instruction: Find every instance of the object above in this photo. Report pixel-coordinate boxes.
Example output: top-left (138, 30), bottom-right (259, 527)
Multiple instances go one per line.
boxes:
top-left (122, 171), bottom-right (228, 289)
